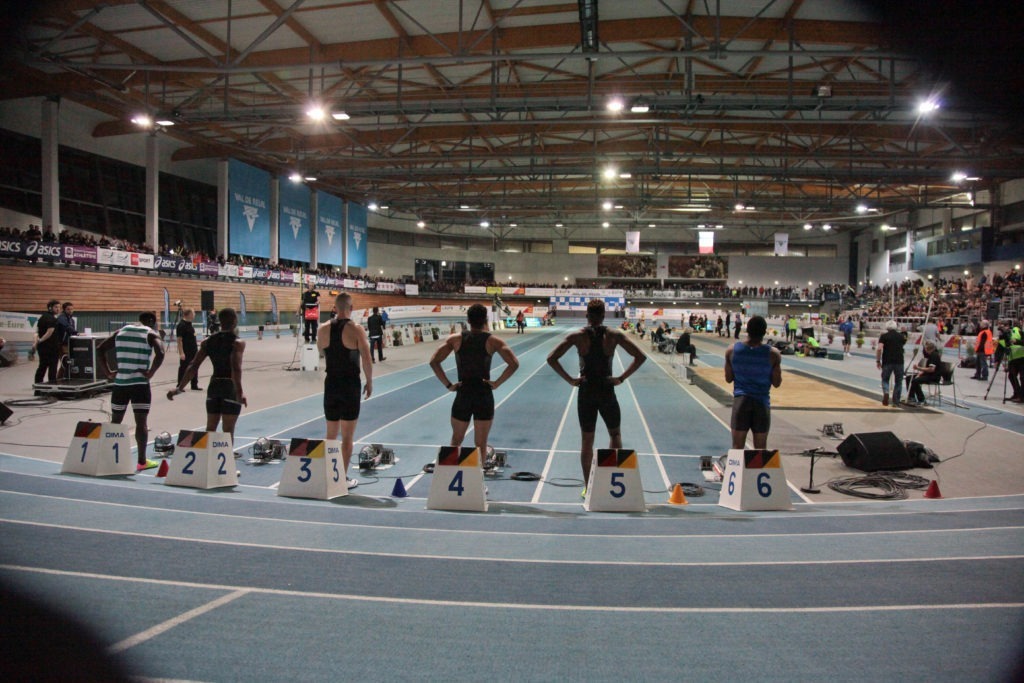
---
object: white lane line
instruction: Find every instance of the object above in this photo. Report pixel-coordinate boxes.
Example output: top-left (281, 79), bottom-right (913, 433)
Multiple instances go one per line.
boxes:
top-left (3, 565), bottom-right (1021, 615)
top-left (108, 589), bottom-right (249, 653)
top-left (3, 518), bottom-right (1022, 565)
top-left (531, 385), bottom-right (578, 504)
top-left (617, 352), bottom-right (670, 489)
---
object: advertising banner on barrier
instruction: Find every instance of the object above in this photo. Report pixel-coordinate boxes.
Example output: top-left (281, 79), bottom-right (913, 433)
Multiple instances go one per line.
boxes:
top-left (406, 283), bottom-right (419, 296)
top-left (0, 310), bottom-right (38, 340)
top-left (62, 244), bottom-right (97, 264)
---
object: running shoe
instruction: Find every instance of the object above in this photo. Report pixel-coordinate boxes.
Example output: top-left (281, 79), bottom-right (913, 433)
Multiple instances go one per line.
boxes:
top-left (137, 460), bottom-right (158, 471)
top-left (346, 477), bottom-right (359, 488)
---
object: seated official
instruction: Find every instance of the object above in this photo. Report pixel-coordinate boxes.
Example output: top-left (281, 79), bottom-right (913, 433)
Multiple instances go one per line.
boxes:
top-left (675, 331), bottom-right (698, 366)
top-left (801, 336), bottom-right (828, 357)
top-left (906, 340), bottom-right (942, 405)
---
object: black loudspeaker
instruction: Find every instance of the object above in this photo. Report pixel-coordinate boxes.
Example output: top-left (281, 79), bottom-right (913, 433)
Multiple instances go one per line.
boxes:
top-left (0, 402), bottom-right (12, 425)
top-left (837, 431), bottom-right (914, 472)
top-left (200, 290), bottom-right (215, 312)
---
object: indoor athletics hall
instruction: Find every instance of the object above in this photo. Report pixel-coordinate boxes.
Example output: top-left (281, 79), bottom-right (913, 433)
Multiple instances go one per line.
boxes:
top-left (0, 1), bottom-right (1022, 681)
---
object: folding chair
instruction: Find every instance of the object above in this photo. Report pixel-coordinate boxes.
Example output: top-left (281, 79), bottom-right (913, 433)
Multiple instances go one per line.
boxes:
top-left (926, 361), bottom-right (957, 407)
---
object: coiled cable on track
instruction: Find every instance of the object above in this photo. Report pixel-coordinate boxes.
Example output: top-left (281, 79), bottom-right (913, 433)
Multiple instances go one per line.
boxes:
top-left (826, 471), bottom-right (932, 500)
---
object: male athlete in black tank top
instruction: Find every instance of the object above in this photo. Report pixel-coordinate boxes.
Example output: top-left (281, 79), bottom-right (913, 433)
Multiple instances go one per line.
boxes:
top-left (430, 304), bottom-right (520, 461)
top-left (169, 308), bottom-right (247, 440)
top-left (547, 299), bottom-right (647, 486)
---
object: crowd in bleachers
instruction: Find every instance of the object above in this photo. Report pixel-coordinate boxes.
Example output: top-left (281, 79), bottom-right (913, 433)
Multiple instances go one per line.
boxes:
top-left (856, 270), bottom-right (1023, 329)
top-left (1, 224), bottom-right (155, 253)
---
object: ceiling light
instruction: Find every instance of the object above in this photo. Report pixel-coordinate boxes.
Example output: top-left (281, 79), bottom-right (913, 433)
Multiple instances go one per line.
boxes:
top-left (647, 223), bottom-right (655, 228)
top-left (614, 204), bottom-right (624, 209)
top-left (803, 223), bottom-right (813, 231)
top-left (555, 222), bottom-right (563, 228)
top-left (602, 166), bottom-right (617, 180)
top-left (331, 111), bottom-right (350, 121)
top-left (815, 84), bottom-right (832, 98)
top-left (602, 200), bottom-right (612, 211)
top-left (459, 204), bottom-right (470, 210)
top-left (618, 172), bottom-right (632, 179)
top-left (735, 203), bottom-right (745, 211)
top-left (155, 119), bottom-right (175, 127)
top-left (303, 175), bottom-right (317, 182)
top-left (602, 222), bottom-right (610, 228)
top-left (509, 223), bottom-right (517, 227)
top-left (606, 97), bottom-right (625, 113)
top-left (856, 204), bottom-right (869, 214)
top-left (480, 220), bottom-right (490, 228)
top-left (306, 105), bottom-right (325, 121)
top-left (630, 102), bottom-right (650, 113)
top-left (379, 204), bottom-right (389, 209)
top-left (130, 114), bottom-right (152, 128)
top-left (670, 206), bottom-right (711, 213)
top-left (917, 98), bottom-right (940, 115)
top-left (288, 172), bottom-right (302, 183)
top-left (417, 221), bottom-right (426, 228)
top-left (822, 224), bottom-right (832, 231)
top-left (951, 171), bottom-right (967, 183)
top-left (368, 202), bottom-right (378, 211)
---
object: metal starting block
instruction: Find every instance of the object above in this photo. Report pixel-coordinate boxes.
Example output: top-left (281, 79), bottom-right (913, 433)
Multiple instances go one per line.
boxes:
top-left (251, 437), bottom-right (287, 463)
top-left (820, 423), bottom-right (844, 437)
top-left (701, 455), bottom-right (723, 482)
top-left (483, 445), bottom-right (508, 475)
top-left (359, 443), bottom-right (397, 471)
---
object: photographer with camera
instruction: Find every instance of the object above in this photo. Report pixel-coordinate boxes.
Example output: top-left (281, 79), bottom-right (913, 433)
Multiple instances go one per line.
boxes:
top-left (175, 306), bottom-right (200, 391)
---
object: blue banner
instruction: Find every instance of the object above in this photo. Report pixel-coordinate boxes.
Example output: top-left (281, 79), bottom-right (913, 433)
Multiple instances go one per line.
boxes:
top-left (278, 180), bottom-right (311, 263)
top-left (228, 159), bottom-right (271, 258)
top-left (317, 191), bottom-right (343, 266)
top-left (346, 202), bottom-right (368, 269)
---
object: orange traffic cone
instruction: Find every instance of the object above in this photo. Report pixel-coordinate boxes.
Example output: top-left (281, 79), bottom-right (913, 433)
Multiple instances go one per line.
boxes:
top-left (156, 460), bottom-right (169, 478)
top-left (924, 480), bottom-right (942, 498)
top-left (668, 483), bottom-right (688, 505)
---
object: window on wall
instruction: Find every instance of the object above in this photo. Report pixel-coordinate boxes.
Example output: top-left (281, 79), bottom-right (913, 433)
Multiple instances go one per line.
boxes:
top-left (884, 233), bottom-right (905, 251)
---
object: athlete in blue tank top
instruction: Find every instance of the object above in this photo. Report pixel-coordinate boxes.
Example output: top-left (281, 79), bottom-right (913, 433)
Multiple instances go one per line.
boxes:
top-left (724, 315), bottom-right (782, 450)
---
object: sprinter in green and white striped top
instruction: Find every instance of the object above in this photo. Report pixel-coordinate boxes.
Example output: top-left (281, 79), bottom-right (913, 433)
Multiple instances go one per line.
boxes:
top-left (98, 311), bottom-right (165, 471)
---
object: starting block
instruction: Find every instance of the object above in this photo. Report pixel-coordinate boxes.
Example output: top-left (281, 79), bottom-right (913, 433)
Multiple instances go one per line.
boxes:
top-left (427, 446), bottom-right (487, 512)
top-left (61, 421), bottom-right (134, 476)
top-left (584, 449), bottom-right (646, 512)
top-left (277, 438), bottom-right (348, 500)
top-left (717, 449), bottom-right (793, 511)
top-left (164, 431), bottom-right (238, 489)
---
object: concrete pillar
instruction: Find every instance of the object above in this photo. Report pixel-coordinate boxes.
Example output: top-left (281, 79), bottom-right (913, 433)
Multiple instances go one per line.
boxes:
top-left (41, 97), bottom-right (60, 233)
top-left (145, 132), bottom-right (159, 252)
top-left (217, 159), bottom-right (229, 259)
top-left (269, 177), bottom-right (279, 264)
top-left (309, 189), bottom-right (318, 269)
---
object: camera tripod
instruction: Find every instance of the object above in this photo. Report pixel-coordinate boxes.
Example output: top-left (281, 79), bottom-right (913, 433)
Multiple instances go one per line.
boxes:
top-left (983, 356), bottom-right (1010, 402)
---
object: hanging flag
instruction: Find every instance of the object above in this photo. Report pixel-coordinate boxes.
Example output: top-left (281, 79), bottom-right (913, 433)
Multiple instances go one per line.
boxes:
top-left (774, 232), bottom-right (789, 256)
top-left (625, 231), bottom-right (640, 253)
top-left (698, 231), bottom-right (714, 254)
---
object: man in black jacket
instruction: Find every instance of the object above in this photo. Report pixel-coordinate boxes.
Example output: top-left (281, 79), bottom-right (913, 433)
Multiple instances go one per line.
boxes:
top-left (367, 307), bottom-right (386, 363)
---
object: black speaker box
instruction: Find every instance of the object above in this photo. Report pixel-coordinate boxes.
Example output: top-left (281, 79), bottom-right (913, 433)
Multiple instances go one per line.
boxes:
top-left (0, 402), bottom-right (12, 424)
top-left (200, 290), bottom-right (215, 312)
top-left (838, 431), bottom-right (914, 472)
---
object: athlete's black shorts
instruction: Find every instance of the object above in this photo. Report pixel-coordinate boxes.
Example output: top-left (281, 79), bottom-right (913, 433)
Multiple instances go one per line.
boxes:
top-left (111, 384), bottom-right (152, 415)
top-left (731, 395), bottom-right (771, 433)
top-left (577, 379), bottom-right (621, 433)
top-left (324, 374), bottom-right (362, 421)
top-left (206, 377), bottom-right (243, 416)
top-left (451, 380), bottom-right (494, 421)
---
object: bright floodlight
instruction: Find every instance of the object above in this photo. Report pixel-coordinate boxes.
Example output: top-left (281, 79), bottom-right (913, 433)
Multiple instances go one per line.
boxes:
top-left (331, 111), bottom-right (350, 121)
top-left (951, 171), bottom-right (967, 183)
top-left (602, 166), bottom-right (617, 180)
top-left (155, 119), bottom-right (175, 127)
top-left (917, 99), bottom-right (940, 115)
top-left (288, 172), bottom-right (302, 183)
top-left (602, 222), bottom-right (610, 228)
top-left (856, 204), bottom-right (868, 214)
top-left (480, 220), bottom-right (490, 228)
top-left (803, 223), bottom-right (812, 231)
top-left (417, 220), bottom-right (426, 228)
top-left (306, 105), bottom-right (326, 121)
top-left (131, 114), bottom-right (152, 128)
top-left (602, 200), bottom-right (613, 211)
top-left (822, 224), bottom-right (832, 231)
top-left (368, 202), bottom-right (378, 211)
top-left (606, 97), bottom-right (625, 113)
